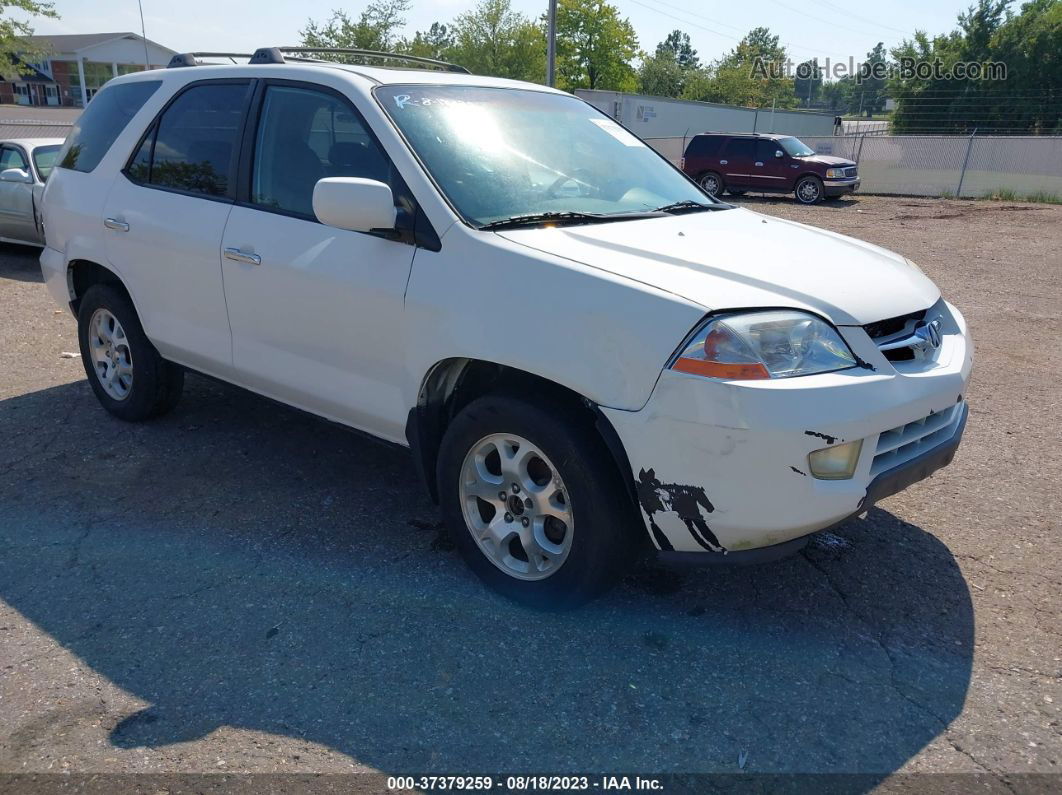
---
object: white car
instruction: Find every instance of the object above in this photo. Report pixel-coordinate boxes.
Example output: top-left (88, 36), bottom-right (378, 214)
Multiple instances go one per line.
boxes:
top-left (39, 49), bottom-right (972, 606)
top-left (0, 137), bottom-right (64, 246)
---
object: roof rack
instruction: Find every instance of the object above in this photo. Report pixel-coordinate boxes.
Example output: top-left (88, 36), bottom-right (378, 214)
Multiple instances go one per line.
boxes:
top-left (167, 46), bottom-right (469, 74)
top-left (278, 47), bottom-right (469, 74)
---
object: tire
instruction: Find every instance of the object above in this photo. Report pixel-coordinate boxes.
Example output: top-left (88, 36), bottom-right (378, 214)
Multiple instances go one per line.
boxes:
top-left (698, 171), bottom-right (724, 198)
top-left (437, 394), bottom-right (641, 609)
top-left (77, 283), bottom-right (184, 421)
top-left (795, 175), bottom-right (824, 204)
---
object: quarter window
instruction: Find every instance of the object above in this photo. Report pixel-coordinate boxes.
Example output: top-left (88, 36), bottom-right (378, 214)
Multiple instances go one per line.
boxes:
top-left (58, 80), bottom-right (161, 173)
top-left (129, 82), bottom-right (249, 197)
top-left (685, 136), bottom-right (722, 157)
top-left (251, 85), bottom-right (391, 217)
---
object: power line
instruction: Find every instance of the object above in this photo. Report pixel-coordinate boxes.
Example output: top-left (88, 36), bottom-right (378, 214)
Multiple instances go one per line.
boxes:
top-left (811, 0), bottom-right (918, 37)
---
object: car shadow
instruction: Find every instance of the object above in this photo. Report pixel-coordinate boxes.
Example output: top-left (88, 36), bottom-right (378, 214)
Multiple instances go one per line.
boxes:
top-left (0, 376), bottom-right (973, 778)
top-left (0, 242), bottom-right (43, 282)
top-left (729, 194), bottom-right (862, 210)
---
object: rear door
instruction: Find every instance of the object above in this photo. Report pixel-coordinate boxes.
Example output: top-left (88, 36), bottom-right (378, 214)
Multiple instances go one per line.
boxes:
top-left (219, 81), bottom-right (416, 442)
top-left (0, 144), bottom-right (37, 242)
top-left (102, 79), bottom-right (253, 376)
top-left (719, 137), bottom-right (755, 188)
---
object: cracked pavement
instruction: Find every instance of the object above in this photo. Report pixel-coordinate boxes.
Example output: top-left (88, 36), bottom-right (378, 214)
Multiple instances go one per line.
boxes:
top-left (0, 195), bottom-right (1059, 784)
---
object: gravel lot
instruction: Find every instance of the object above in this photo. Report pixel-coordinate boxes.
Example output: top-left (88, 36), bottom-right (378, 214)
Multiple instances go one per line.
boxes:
top-left (1, 195), bottom-right (1059, 788)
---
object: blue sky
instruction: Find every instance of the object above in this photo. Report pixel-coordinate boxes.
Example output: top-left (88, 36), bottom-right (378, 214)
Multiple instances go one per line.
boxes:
top-left (30, 0), bottom-right (974, 69)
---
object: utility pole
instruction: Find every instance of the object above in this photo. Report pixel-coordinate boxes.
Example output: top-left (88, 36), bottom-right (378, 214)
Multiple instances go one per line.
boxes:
top-left (546, 0), bottom-right (557, 87)
top-left (138, 0), bottom-right (150, 69)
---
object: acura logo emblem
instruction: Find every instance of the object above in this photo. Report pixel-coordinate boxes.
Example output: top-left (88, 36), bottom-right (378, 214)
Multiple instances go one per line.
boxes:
top-left (914, 318), bottom-right (943, 350)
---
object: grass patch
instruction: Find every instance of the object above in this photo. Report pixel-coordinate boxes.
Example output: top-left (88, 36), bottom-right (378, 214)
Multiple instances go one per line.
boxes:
top-left (981, 188), bottom-right (1061, 203)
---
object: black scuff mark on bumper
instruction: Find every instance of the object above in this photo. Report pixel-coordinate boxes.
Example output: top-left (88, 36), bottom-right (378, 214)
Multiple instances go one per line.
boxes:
top-left (790, 466), bottom-right (808, 476)
top-left (804, 430), bottom-right (839, 445)
top-left (853, 355), bottom-right (876, 371)
top-left (636, 468), bottom-right (727, 553)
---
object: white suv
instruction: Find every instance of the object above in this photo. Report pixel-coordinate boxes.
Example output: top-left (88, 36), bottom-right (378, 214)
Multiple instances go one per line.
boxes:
top-left (40, 48), bottom-right (972, 606)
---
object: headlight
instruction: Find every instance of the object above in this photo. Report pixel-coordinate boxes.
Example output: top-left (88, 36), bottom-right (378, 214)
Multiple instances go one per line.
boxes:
top-left (825, 168), bottom-right (848, 178)
top-left (671, 310), bottom-right (857, 380)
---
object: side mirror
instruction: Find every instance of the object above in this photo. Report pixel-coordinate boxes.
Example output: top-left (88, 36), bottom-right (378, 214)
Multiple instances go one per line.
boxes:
top-left (0, 168), bottom-right (32, 183)
top-left (774, 150), bottom-right (784, 158)
top-left (312, 177), bottom-right (396, 234)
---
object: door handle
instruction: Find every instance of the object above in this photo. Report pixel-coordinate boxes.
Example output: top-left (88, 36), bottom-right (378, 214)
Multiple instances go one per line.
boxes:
top-left (224, 247), bottom-right (261, 266)
top-left (755, 161), bottom-right (764, 166)
top-left (720, 160), bottom-right (728, 165)
top-left (103, 217), bottom-right (129, 232)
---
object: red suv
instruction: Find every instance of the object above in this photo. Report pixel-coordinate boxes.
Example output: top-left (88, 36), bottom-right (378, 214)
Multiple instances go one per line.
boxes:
top-left (682, 133), bottom-right (859, 204)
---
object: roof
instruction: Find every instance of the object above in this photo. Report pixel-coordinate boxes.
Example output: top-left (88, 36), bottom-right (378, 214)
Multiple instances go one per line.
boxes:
top-left (25, 33), bottom-right (175, 56)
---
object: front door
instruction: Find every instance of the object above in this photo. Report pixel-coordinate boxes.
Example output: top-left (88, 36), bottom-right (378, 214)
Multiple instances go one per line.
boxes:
top-left (102, 79), bottom-right (253, 376)
top-left (0, 145), bottom-right (37, 243)
top-left (748, 138), bottom-right (793, 191)
top-left (220, 82), bottom-right (415, 442)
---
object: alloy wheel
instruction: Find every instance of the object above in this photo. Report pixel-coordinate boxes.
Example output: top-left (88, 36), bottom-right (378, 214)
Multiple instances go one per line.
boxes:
top-left (458, 433), bottom-right (574, 581)
top-left (88, 308), bottom-right (134, 400)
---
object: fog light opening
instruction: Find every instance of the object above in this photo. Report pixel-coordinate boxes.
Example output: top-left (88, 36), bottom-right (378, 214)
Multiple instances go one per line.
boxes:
top-left (808, 439), bottom-right (863, 480)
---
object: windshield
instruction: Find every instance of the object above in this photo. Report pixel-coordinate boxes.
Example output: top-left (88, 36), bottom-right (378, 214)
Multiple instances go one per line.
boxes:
top-left (779, 136), bottom-right (815, 158)
top-left (375, 85), bottom-right (713, 227)
top-left (33, 145), bottom-right (61, 179)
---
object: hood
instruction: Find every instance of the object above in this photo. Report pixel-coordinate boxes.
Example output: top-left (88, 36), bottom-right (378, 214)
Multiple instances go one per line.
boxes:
top-left (497, 208), bottom-right (939, 325)
top-left (803, 154), bottom-right (856, 167)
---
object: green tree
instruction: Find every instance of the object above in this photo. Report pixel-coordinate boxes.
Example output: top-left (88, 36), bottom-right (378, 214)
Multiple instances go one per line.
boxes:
top-left (637, 50), bottom-right (683, 97)
top-left (448, 0), bottom-right (545, 82)
top-left (888, 0), bottom-right (1060, 134)
top-left (300, 1), bottom-right (411, 58)
top-left (403, 22), bottom-right (454, 60)
top-left (656, 29), bottom-right (699, 70)
top-left (850, 42), bottom-right (889, 117)
top-left (794, 58), bottom-right (823, 106)
top-left (555, 0), bottom-right (638, 91)
top-left (1, 0), bottom-right (58, 75)
top-left (681, 27), bottom-right (797, 108)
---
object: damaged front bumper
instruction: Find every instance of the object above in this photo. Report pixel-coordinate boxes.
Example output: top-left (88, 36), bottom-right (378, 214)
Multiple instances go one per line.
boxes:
top-left (602, 301), bottom-right (973, 559)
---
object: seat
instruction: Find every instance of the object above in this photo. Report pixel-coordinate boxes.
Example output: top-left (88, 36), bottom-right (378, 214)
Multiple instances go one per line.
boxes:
top-left (265, 140), bottom-right (324, 216)
top-left (328, 140), bottom-right (389, 183)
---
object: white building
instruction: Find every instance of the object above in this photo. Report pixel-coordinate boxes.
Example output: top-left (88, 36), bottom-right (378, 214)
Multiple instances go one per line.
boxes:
top-left (2, 33), bottom-right (175, 108)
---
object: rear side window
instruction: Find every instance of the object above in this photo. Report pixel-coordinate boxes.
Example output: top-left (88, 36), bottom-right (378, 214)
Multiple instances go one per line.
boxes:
top-left (685, 136), bottom-right (723, 158)
top-left (128, 81), bottom-right (249, 198)
top-left (58, 80), bottom-right (161, 173)
top-left (723, 138), bottom-right (755, 159)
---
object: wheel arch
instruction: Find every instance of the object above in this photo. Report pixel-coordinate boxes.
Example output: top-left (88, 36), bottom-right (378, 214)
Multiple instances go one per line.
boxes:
top-left (67, 259), bottom-right (129, 314)
top-left (406, 357), bottom-right (638, 512)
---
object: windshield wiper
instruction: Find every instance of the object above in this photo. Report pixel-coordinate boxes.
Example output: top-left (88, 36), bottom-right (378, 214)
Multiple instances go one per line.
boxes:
top-left (478, 210), bottom-right (661, 231)
top-left (652, 199), bottom-right (733, 214)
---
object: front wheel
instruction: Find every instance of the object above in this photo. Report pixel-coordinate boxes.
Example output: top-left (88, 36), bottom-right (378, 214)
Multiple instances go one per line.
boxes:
top-left (795, 175), bottom-right (824, 204)
top-left (437, 394), bottom-right (641, 608)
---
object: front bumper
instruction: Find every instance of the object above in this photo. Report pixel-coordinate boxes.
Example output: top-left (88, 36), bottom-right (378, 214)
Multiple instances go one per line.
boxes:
top-left (603, 301), bottom-right (972, 556)
top-left (824, 177), bottom-right (860, 196)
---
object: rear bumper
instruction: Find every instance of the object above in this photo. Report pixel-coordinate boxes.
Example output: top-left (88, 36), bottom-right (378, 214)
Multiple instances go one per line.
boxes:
top-left (824, 177), bottom-right (860, 196)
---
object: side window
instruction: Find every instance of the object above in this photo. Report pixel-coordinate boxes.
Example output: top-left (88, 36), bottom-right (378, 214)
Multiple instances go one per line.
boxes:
top-left (129, 82), bottom-right (249, 197)
top-left (251, 85), bottom-right (391, 217)
top-left (756, 139), bottom-right (780, 161)
top-left (0, 146), bottom-right (28, 171)
top-left (723, 138), bottom-right (755, 159)
top-left (59, 80), bottom-right (161, 173)
top-left (686, 136), bottom-right (721, 158)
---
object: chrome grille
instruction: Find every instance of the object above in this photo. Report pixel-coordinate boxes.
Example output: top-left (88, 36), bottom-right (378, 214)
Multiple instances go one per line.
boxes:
top-left (844, 166), bottom-right (858, 177)
top-left (870, 403), bottom-right (964, 477)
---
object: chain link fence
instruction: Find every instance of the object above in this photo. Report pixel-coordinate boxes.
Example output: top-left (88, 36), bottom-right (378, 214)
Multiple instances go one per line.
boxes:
top-left (646, 134), bottom-right (1062, 199)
